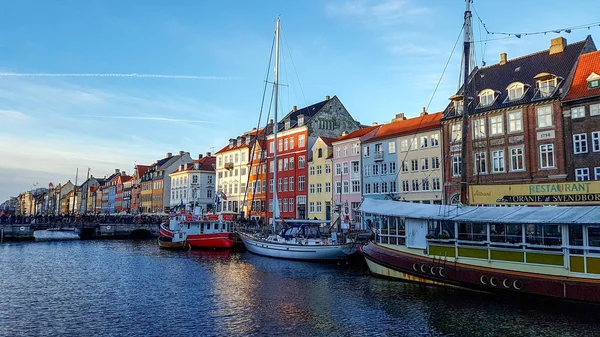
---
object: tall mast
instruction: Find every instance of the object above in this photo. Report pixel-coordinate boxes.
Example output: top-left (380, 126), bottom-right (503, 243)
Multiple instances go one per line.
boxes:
top-left (460, 0), bottom-right (473, 205)
top-left (272, 18), bottom-right (280, 232)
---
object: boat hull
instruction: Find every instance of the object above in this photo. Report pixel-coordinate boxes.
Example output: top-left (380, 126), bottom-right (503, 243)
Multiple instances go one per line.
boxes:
top-left (160, 224), bottom-right (235, 249)
top-left (238, 232), bottom-right (358, 260)
top-left (362, 241), bottom-right (600, 303)
top-left (33, 229), bottom-right (80, 241)
top-left (157, 236), bottom-right (189, 250)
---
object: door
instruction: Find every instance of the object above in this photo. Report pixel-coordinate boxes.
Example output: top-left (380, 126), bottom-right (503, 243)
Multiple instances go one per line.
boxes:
top-left (325, 202), bottom-right (331, 221)
top-left (406, 219), bottom-right (427, 249)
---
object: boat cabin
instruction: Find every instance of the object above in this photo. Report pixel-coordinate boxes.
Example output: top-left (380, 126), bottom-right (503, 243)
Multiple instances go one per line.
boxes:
top-left (361, 199), bottom-right (600, 275)
top-left (280, 224), bottom-right (322, 239)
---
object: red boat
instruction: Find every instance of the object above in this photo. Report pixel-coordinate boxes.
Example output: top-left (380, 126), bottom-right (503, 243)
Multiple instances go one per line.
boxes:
top-left (160, 212), bottom-right (238, 249)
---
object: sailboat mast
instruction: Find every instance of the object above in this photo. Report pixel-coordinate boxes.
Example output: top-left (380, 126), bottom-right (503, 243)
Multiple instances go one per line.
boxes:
top-left (460, 0), bottom-right (473, 205)
top-left (272, 18), bottom-right (280, 232)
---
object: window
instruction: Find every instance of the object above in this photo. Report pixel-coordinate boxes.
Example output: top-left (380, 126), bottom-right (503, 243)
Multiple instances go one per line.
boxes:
top-left (479, 89), bottom-right (495, 107)
top-left (432, 178), bottom-right (441, 191)
top-left (458, 223), bottom-right (487, 242)
top-left (507, 82), bottom-right (525, 101)
top-left (344, 146), bottom-right (348, 156)
top-left (289, 158), bottom-right (294, 169)
top-left (335, 182), bottom-right (342, 194)
top-left (573, 134), bottom-right (588, 154)
top-left (575, 168), bottom-right (590, 181)
top-left (431, 157), bottom-right (440, 169)
top-left (363, 146), bottom-right (370, 157)
top-left (298, 156), bottom-right (305, 168)
top-left (309, 202), bottom-right (315, 213)
top-left (401, 161), bottom-right (408, 172)
top-left (430, 134), bottom-right (439, 147)
top-left (325, 182), bottom-right (331, 193)
top-left (400, 139), bottom-right (409, 152)
top-left (420, 136), bottom-right (428, 148)
top-left (290, 137), bottom-right (295, 149)
top-left (316, 165), bottom-right (322, 175)
top-left (298, 135), bottom-right (305, 147)
top-left (316, 183), bottom-right (322, 193)
top-left (342, 162), bottom-right (349, 174)
top-left (283, 158), bottom-right (288, 170)
top-left (278, 179), bottom-right (282, 192)
top-left (373, 183), bottom-right (379, 194)
top-left (352, 143), bottom-right (360, 155)
top-left (492, 150), bottom-right (505, 173)
top-left (402, 180), bottom-right (409, 192)
top-left (298, 176), bottom-right (305, 191)
top-left (309, 184), bottom-right (315, 194)
top-left (343, 181), bottom-right (349, 194)
top-left (452, 155), bottom-right (461, 176)
top-left (289, 198), bottom-right (294, 212)
top-left (381, 182), bottom-right (388, 193)
top-left (507, 110), bottom-right (523, 133)
top-left (388, 141), bottom-right (396, 154)
top-left (489, 115), bottom-right (503, 136)
top-left (592, 132), bottom-right (600, 152)
top-left (309, 166), bottom-right (315, 176)
top-left (421, 158), bottom-right (429, 171)
top-left (526, 224), bottom-right (562, 246)
top-left (284, 138), bottom-right (288, 150)
top-left (335, 163), bottom-right (342, 175)
top-left (538, 78), bottom-right (557, 98)
top-left (381, 163), bottom-right (388, 175)
top-left (422, 179), bottom-right (429, 191)
top-left (472, 118), bottom-right (486, 139)
top-left (372, 164), bottom-right (379, 175)
top-left (539, 144), bottom-right (555, 169)
top-left (474, 152), bottom-right (487, 174)
top-left (283, 199), bottom-right (288, 212)
top-left (411, 180), bottom-right (420, 191)
top-left (351, 161), bottom-right (359, 174)
top-left (591, 104), bottom-right (600, 117)
top-left (351, 180), bottom-right (360, 193)
top-left (411, 159), bottom-right (418, 171)
top-left (289, 177), bottom-right (294, 191)
top-left (192, 175), bottom-right (198, 183)
top-left (316, 202), bottom-right (322, 213)
top-left (536, 106), bottom-right (553, 128)
top-left (510, 147), bottom-right (525, 171)
top-left (595, 167), bottom-right (600, 180)
top-left (325, 164), bottom-right (331, 174)
top-left (571, 107), bottom-right (585, 119)
top-left (269, 179), bottom-right (273, 193)
top-left (454, 100), bottom-right (464, 114)
top-left (283, 178), bottom-right (288, 191)
top-left (389, 162), bottom-right (397, 174)
top-left (278, 159), bottom-right (282, 172)
top-left (451, 124), bottom-right (462, 142)
top-left (335, 147), bottom-right (341, 158)
top-left (364, 183), bottom-right (371, 194)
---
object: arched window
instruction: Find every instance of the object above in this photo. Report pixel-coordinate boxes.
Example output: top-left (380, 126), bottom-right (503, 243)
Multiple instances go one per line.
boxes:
top-left (478, 89), bottom-right (495, 107)
top-left (506, 82), bottom-right (525, 101)
top-left (317, 148), bottom-right (323, 158)
top-left (449, 193), bottom-right (461, 205)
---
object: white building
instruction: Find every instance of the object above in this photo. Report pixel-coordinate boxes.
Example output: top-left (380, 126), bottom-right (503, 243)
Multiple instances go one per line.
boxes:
top-left (169, 153), bottom-right (216, 213)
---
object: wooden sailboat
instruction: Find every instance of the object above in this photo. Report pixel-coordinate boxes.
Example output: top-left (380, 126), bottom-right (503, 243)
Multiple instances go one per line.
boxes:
top-left (359, 0), bottom-right (600, 304)
top-left (237, 18), bottom-right (361, 261)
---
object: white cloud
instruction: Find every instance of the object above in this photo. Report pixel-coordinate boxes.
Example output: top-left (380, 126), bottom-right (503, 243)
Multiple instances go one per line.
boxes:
top-left (0, 109), bottom-right (34, 123)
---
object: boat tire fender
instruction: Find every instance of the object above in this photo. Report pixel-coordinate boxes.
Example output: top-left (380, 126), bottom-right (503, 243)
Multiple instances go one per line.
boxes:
top-left (513, 280), bottom-right (522, 290)
top-left (438, 267), bottom-right (445, 277)
top-left (480, 275), bottom-right (488, 285)
top-left (490, 277), bottom-right (498, 287)
top-left (420, 264), bottom-right (427, 273)
top-left (503, 279), bottom-right (511, 289)
top-left (413, 263), bottom-right (419, 272)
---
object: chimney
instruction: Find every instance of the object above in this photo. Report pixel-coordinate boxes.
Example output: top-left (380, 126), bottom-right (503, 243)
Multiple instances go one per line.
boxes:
top-left (500, 53), bottom-right (507, 65)
top-left (325, 95), bottom-right (331, 100)
top-left (179, 150), bottom-right (184, 156)
top-left (115, 169), bottom-right (120, 174)
top-left (550, 37), bottom-right (567, 55)
top-left (229, 138), bottom-right (235, 147)
top-left (121, 170), bottom-right (126, 175)
top-left (166, 152), bottom-right (173, 158)
top-left (372, 122), bottom-right (378, 126)
top-left (420, 107), bottom-right (428, 117)
top-left (392, 113), bottom-right (406, 122)
top-left (341, 131), bottom-right (347, 136)
top-left (206, 152), bottom-right (211, 157)
top-left (292, 105), bottom-right (297, 112)
top-left (269, 119), bottom-right (274, 124)
top-left (198, 154), bottom-right (203, 159)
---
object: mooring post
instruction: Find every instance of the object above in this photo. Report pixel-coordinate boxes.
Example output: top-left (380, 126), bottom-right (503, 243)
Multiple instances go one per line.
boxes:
top-left (1, 228), bottom-right (4, 244)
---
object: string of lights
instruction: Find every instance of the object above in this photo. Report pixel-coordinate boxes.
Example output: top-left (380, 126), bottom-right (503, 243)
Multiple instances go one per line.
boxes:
top-left (0, 72), bottom-right (237, 80)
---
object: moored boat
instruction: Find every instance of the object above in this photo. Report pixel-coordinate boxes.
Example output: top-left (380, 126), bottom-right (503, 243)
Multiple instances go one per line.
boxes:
top-left (33, 228), bottom-right (80, 241)
top-left (160, 212), bottom-right (237, 249)
top-left (157, 234), bottom-right (189, 250)
top-left (360, 198), bottom-right (600, 303)
top-left (238, 221), bottom-right (361, 261)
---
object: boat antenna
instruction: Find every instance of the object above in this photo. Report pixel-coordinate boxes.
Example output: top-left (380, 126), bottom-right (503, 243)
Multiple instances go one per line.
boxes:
top-left (460, 0), bottom-right (475, 205)
top-left (272, 18), bottom-right (281, 233)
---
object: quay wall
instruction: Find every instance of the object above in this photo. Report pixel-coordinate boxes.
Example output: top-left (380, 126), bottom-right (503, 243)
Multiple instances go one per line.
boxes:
top-left (0, 223), bottom-right (160, 242)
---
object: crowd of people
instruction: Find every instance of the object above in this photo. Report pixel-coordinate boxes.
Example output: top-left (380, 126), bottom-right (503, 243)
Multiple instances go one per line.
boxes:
top-left (0, 214), bottom-right (168, 225)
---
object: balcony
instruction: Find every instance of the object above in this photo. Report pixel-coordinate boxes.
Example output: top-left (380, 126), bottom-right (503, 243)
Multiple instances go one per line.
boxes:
top-left (374, 151), bottom-right (384, 161)
top-left (224, 162), bottom-right (234, 170)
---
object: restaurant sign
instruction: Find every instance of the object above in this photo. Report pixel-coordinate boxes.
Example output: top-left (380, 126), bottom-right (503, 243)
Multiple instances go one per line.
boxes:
top-left (469, 181), bottom-right (600, 205)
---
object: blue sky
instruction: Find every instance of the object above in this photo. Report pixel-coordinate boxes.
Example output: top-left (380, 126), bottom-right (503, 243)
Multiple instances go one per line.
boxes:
top-left (1, 0), bottom-right (599, 201)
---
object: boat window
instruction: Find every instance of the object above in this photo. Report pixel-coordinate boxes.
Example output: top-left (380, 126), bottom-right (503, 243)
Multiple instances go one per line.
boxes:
top-left (588, 227), bottom-right (600, 254)
top-left (490, 223), bottom-right (522, 244)
top-left (289, 227), bottom-right (300, 237)
top-left (569, 225), bottom-right (584, 255)
top-left (214, 223), bottom-right (218, 230)
top-left (525, 224), bottom-right (561, 246)
top-left (458, 222), bottom-right (487, 242)
top-left (428, 220), bottom-right (454, 239)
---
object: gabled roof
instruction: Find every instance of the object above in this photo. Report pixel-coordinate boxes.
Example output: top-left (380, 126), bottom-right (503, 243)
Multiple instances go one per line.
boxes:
top-left (443, 36), bottom-right (595, 119)
top-left (319, 137), bottom-right (336, 147)
top-left (366, 112), bottom-right (443, 142)
top-left (215, 127), bottom-right (269, 155)
top-left (334, 124), bottom-right (381, 142)
top-left (171, 156), bottom-right (217, 173)
top-left (135, 164), bottom-right (151, 177)
top-left (276, 97), bottom-right (331, 131)
top-left (564, 50), bottom-right (600, 101)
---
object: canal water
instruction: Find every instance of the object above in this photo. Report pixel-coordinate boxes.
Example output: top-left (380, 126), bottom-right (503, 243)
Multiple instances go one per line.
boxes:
top-left (1, 240), bottom-right (599, 337)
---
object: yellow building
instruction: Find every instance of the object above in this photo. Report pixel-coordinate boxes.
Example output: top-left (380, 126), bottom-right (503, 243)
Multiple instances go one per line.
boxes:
top-left (307, 137), bottom-right (335, 221)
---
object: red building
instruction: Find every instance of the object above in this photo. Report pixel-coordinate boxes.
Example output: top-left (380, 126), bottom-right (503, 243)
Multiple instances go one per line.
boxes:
top-left (265, 96), bottom-right (359, 220)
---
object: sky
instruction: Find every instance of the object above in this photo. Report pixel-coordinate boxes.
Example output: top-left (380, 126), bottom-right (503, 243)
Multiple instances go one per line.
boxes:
top-left (1, 0), bottom-right (599, 201)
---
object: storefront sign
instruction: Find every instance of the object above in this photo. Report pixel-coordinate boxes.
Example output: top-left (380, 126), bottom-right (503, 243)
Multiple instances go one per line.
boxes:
top-left (470, 181), bottom-right (600, 205)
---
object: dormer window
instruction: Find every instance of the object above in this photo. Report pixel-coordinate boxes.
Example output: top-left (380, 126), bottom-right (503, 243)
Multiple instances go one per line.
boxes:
top-left (285, 119), bottom-right (291, 130)
top-left (506, 82), bottom-right (525, 102)
top-left (449, 94), bottom-right (463, 114)
top-left (588, 72), bottom-right (600, 89)
top-left (478, 89), bottom-right (496, 108)
top-left (297, 114), bottom-right (304, 126)
top-left (533, 73), bottom-right (560, 99)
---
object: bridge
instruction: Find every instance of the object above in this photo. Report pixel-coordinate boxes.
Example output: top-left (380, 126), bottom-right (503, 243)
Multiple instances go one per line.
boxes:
top-left (0, 222), bottom-right (160, 242)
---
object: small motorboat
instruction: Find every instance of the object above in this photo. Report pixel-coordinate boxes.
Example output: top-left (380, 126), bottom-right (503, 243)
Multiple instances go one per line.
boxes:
top-left (157, 231), bottom-right (189, 250)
